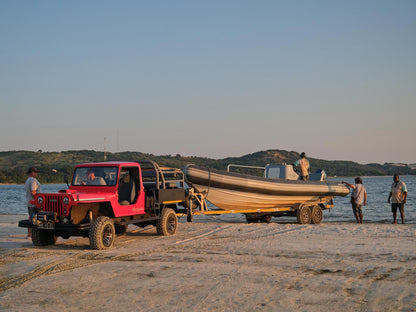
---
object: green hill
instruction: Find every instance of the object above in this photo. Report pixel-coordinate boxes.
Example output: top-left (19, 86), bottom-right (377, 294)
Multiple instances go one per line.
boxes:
top-left (0, 150), bottom-right (414, 184)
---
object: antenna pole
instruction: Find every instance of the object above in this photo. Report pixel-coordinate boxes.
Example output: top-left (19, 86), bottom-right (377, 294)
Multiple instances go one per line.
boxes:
top-left (104, 137), bottom-right (107, 160)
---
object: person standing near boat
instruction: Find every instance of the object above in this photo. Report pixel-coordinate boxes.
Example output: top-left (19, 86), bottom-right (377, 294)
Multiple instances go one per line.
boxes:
top-left (25, 167), bottom-right (42, 237)
top-left (342, 177), bottom-right (367, 224)
top-left (388, 174), bottom-right (407, 224)
top-left (293, 152), bottom-right (310, 181)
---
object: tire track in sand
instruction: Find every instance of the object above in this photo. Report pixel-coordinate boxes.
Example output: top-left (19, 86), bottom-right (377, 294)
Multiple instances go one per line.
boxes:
top-left (0, 227), bottom-right (162, 293)
top-left (0, 223), bottom-right (311, 293)
top-left (0, 248), bottom-right (159, 293)
top-left (0, 225), bottom-right (231, 293)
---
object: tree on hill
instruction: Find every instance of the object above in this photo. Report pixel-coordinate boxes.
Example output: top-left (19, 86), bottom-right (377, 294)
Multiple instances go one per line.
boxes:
top-left (0, 150), bottom-right (414, 184)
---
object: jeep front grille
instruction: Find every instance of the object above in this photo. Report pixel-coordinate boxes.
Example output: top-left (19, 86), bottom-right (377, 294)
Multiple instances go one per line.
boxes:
top-left (42, 195), bottom-right (65, 215)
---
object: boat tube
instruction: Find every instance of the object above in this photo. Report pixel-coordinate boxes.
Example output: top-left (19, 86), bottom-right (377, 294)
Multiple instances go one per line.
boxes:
top-left (183, 164), bottom-right (349, 211)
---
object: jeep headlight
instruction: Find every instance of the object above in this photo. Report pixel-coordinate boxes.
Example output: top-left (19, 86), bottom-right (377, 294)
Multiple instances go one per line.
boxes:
top-left (63, 197), bottom-right (70, 205)
top-left (37, 197), bottom-right (44, 205)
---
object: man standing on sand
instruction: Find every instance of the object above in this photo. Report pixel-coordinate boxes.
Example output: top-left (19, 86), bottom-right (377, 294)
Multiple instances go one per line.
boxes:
top-left (388, 174), bottom-right (407, 224)
top-left (25, 167), bottom-right (42, 237)
top-left (293, 152), bottom-right (310, 181)
top-left (342, 177), bottom-right (367, 224)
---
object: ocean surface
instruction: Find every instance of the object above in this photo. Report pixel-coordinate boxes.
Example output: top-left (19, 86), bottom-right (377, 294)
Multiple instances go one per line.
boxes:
top-left (1, 176), bottom-right (415, 224)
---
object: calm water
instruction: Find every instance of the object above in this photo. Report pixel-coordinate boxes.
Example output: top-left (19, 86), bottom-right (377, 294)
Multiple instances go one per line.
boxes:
top-left (1, 176), bottom-right (415, 224)
top-left (327, 176), bottom-right (415, 224)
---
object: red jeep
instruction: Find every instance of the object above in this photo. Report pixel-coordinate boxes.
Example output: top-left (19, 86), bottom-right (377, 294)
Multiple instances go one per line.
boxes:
top-left (19, 160), bottom-right (188, 249)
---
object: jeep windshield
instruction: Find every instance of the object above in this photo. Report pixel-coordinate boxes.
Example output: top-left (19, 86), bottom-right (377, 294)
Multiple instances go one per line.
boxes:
top-left (72, 166), bottom-right (118, 186)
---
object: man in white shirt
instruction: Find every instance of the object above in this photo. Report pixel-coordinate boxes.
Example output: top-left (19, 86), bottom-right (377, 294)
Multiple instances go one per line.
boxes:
top-left (293, 152), bottom-right (310, 181)
top-left (25, 167), bottom-right (42, 237)
top-left (388, 174), bottom-right (407, 224)
top-left (342, 177), bottom-right (367, 224)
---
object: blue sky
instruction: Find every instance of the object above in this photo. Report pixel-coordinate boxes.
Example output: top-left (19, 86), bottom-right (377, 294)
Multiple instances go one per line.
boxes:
top-left (1, 0), bottom-right (415, 164)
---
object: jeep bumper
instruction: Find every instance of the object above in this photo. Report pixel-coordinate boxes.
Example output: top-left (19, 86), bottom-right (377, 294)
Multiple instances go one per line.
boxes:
top-left (18, 220), bottom-right (91, 236)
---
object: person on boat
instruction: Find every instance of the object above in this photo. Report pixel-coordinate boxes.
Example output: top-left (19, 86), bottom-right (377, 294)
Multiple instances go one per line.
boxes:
top-left (25, 167), bottom-right (42, 238)
top-left (293, 152), bottom-right (310, 181)
top-left (387, 174), bottom-right (407, 224)
top-left (342, 177), bottom-right (367, 224)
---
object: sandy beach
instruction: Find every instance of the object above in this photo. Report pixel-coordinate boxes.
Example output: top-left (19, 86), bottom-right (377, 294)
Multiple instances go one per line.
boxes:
top-left (0, 214), bottom-right (415, 312)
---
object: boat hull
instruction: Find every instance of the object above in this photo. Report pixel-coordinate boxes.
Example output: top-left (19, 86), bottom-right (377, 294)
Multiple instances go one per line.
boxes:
top-left (183, 165), bottom-right (349, 211)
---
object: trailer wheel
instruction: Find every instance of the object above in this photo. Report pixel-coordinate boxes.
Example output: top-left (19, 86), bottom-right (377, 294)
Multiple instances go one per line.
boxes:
top-left (156, 208), bottom-right (177, 236)
top-left (90, 216), bottom-right (116, 250)
top-left (32, 229), bottom-right (57, 246)
top-left (296, 206), bottom-right (312, 224)
top-left (245, 215), bottom-right (258, 223)
top-left (261, 215), bottom-right (272, 223)
top-left (311, 205), bottom-right (323, 224)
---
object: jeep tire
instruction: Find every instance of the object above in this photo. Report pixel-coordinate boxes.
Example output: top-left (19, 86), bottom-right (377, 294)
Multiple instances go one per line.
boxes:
top-left (156, 208), bottom-right (177, 236)
top-left (32, 228), bottom-right (57, 246)
top-left (90, 216), bottom-right (116, 250)
top-left (115, 224), bottom-right (128, 234)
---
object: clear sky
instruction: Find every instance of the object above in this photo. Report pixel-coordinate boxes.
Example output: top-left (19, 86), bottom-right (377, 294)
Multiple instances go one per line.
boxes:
top-left (1, 1), bottom-right (415, 164)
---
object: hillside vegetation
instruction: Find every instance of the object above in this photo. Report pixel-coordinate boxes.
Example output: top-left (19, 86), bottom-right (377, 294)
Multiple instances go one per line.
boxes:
top-left (0, 150), bottom-right (414, 184)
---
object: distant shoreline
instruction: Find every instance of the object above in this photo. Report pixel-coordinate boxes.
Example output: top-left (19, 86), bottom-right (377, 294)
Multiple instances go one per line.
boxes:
top-left (1, 150), bottom-right (415, 182)
top-left (3, 175), bottom-right (416, 186)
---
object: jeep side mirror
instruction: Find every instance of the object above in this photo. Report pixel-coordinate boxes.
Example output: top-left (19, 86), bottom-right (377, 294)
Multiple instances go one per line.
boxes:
top-left (64, 175), bottom-right (70, 188)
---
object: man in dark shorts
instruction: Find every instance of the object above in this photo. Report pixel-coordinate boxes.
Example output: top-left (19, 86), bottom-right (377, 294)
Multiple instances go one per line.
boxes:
top-left (388, 174), bottom-right (407, 224)
top-left (342, 177), bottom-right (367, 223)
top-left (25, 167), bottom-right (42, 237)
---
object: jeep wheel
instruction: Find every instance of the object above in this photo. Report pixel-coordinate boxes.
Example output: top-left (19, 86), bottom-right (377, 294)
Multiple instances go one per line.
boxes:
top-left (90, 216), bottom-right (116, 250)
top-left (32, 229), bottom-right (57, 246)
top-left (115, 224), bottom-right (128, 234)
top-left (156, 208), bottom-right (177, 236)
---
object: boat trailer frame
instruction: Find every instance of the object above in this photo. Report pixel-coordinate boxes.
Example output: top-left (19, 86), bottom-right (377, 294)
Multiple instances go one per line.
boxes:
top-left (184, 188), bottom-right (334, 224)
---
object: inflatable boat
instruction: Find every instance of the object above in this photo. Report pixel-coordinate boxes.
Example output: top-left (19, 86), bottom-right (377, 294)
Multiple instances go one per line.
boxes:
top-left (183, 164), bottom-right (349, 211)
